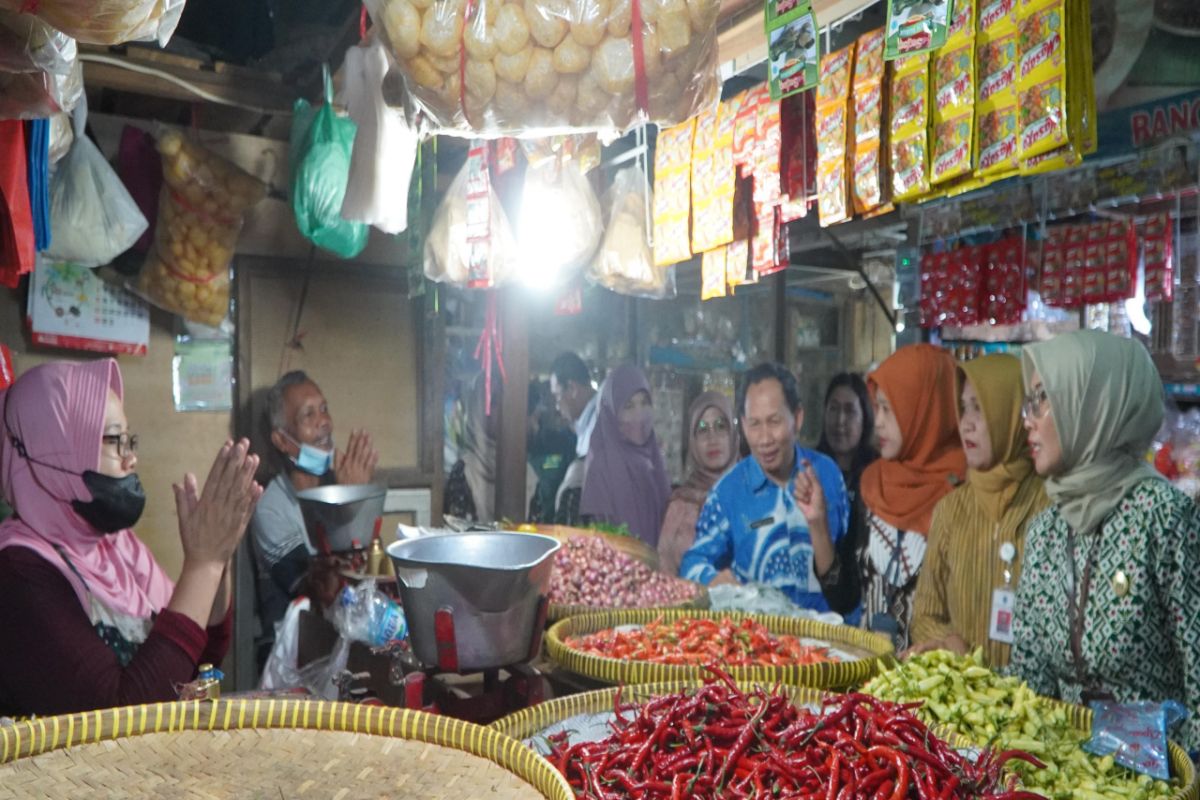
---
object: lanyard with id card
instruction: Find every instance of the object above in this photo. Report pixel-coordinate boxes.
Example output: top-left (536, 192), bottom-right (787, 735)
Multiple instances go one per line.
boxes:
top-left (988, 541), bottom-right (1017, 644)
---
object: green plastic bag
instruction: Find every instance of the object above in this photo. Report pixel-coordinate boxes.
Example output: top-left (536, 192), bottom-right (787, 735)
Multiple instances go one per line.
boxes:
top-left (290, 65), bottom-right (368, 258)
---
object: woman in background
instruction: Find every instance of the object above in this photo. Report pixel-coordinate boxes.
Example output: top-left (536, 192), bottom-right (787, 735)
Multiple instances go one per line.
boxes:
top-left (908, 354), bottom-right (1048, 667)
top-left (581, 364), bottom-right (671, 547)
top-left (858, 345), bottom-right (966, 649)
top-left (658, 392), bottom-right (737, 575)
top-left (815, 373), bottom-right (878, 617)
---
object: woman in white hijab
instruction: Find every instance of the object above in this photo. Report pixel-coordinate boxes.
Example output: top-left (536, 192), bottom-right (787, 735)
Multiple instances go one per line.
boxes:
top-left (1010, 329), bottom-right (1200, 753)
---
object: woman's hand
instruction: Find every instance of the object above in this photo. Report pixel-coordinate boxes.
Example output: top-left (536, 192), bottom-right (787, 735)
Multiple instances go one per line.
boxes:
top-left (334, 429), bottom-right (379, 486)
top-left (174, 439), bottom-right (263, 568)
top-left (901, 633), bottom-right (970, 660)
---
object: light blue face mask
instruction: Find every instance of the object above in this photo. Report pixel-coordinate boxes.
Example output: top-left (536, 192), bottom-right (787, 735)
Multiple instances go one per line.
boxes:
top-left (280, 431), bottom-right (333, 476)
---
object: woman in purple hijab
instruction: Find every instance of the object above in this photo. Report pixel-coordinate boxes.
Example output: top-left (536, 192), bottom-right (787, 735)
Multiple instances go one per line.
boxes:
top-left (580, 365), bottom-right (671, 547)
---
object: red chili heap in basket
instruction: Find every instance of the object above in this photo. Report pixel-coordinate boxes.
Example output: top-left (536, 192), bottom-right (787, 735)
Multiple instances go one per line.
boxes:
top-left (564, 616), bottom-right (835, 667)
top-left (548, 673), bottom-right (1045, 799)
top-left (550, 536), bottom-right (698, 609)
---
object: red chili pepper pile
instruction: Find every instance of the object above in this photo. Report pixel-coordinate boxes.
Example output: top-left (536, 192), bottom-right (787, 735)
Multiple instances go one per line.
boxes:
top-left (564, 616), bottom-right (835, 667)
top-left (546, 671), bottom-right (1046, 799)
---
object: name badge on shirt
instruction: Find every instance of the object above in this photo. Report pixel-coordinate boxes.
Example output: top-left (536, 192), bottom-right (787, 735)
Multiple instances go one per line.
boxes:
top-left (750, 516), bottom-right (775, 530)
top-left (988, 587), bottom-right (1015, 645)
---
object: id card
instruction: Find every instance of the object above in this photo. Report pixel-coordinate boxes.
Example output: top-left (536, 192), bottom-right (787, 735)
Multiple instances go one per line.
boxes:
top-left (988, 587), bottom-right (1016, 644)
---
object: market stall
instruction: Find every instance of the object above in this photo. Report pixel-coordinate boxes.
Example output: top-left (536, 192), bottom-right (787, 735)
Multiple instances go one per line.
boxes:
top-left (3, 0), bottom-right (1200, 796)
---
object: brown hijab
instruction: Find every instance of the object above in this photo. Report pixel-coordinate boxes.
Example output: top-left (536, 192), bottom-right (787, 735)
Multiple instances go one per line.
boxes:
top-left (860, 344), bottom-right (966, 535)
top-left (673, 391), bottom-right (737, 505)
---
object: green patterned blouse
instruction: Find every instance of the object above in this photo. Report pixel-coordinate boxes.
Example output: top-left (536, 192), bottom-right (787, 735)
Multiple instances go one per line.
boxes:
top-left (1010, 478), bottom-right (1200, 752)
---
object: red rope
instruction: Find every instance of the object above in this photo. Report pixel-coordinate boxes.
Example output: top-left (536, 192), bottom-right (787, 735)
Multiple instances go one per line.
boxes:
top-left (473, 292), bottom-right (507, 416)
top-left (629, 0), bottom-right (649, 116)
top-left (359, 5), bottom-right (369, 40)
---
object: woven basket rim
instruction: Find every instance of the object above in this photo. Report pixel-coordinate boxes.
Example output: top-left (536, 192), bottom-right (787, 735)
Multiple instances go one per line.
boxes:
top-left (0, 698), bottom-right (572, 800)
top-left (545, 608), bottom-right (894, 689)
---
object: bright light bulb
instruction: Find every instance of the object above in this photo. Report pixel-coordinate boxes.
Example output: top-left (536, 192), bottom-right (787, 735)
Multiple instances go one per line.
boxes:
top-left (895, 319), bottom-right (906, 333)
top-left (516, 177), bottom-right (575, 290)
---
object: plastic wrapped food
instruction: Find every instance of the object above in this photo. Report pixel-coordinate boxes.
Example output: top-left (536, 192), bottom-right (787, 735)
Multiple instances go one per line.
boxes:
top-left (138, 130), bottom-right (267, 327)
top-left (517, 158), bottom-right (601, 284)
top-left (851, 27), bottom-right (886, 216)
top-left (651, 118), bottom-right (694, 267)
top-left (0, 9), bottom-right (75, 75)
top-left (588, 165), bottom-right (674, 298)
top-left (424, 159), bottom-right (519, 287)
top-left (1016, 0), bottom-right (1069, 160)
top-left (364, 0), bottom-right (719, 136)
top-left (0, 0), bottom-right (184, 46)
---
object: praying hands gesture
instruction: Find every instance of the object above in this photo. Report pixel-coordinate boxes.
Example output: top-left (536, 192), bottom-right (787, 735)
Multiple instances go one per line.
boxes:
top-left (334, 429), bottom-right (379, 486)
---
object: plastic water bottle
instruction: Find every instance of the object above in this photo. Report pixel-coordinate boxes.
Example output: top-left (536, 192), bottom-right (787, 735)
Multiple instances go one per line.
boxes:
top-left (334, 581), bottom-right (407, 647)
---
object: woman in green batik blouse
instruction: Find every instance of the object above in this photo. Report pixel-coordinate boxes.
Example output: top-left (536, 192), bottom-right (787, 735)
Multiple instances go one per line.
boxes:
top-left (1010, 329), bottom-right (1200, 752)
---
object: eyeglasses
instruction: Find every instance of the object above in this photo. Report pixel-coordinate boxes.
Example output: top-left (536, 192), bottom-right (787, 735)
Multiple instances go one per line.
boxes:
top-left (696, 418), bottom-right (731, 437)
top-left (1021, 388), bottom-right (1050, 420)
top-left (102, 432), bottom-right (138, 459)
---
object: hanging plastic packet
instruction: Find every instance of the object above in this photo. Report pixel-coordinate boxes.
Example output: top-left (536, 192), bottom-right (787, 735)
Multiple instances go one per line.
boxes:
top-left (362, 0), bottom-right (720, 136)
top-left (851, 28), bottom-right (886, 216)
top-left (700, 247), bottom-right (726, 300)
top-left (815, 42), bottom-right (854, 226)
top-left (765, 0), bottom-right (820, 100)
top-left (884, 0), bottom-right (956, 59)
top-left (589, 165), bottom-right (673, 299)
top-left (10, 0), bottom-right (186, 46)
top-left (465, 142), bottom-right (494, 287)
top-left (1016, 0), bottom-right (1069, 161)
top-left (691, 96), bottom-right (737, 253)
top-left (888, 52), bottom-right (931, 202)
top-left (424, 154), bottom-right (518, 287)
top-left (652, 118), bottom-right (695, 267)
top-left (1144, 213), bottom-right (1174, 303)
top-left (1084, 700), bottom-right (1188, 781)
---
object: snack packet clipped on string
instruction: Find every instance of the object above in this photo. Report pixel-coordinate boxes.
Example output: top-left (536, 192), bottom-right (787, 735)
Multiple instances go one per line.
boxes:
top-left (851, 27), bottom-right (887, 215)
top-left (701, 247), bottom-right (727, 300)
top-left (889, 53), bottom-right (930, 136)
top-left (931, 40), bottom-right (975, 184)
top-left (652, 119), bottom-right (695, 267)
top-left (888, 52), bottom-right (930, 202)
top-left (975, 98), bottom-right (1019, 177)
top-left (1016, 0), bottom-right (1069, 160)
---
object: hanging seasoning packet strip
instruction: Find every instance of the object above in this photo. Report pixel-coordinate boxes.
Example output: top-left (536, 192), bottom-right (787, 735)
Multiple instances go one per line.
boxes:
top-left (932, 110), bottom-right (974, 184)
top-left (766, 0), bottom-right (821, 100)
top-left (817, 43), bottom-right (855, 108)
top-left (818, 155), bottom-right (851, 226)
top-left (979, 0), bottom-right (1018, 35)
top-left (975, 97), bottom-right (1019, 177)
top-left (931, 40), bottom-right (975, 183)
top-left (733, 87), bottom-right (764, 175)
top-left (946, 0), bottom-right (975, 44)
top-left (852, 27), bottom-right (888, 215)
top-left (853, 146), bottom-right (886, 214)
top-left (1016, 0), bottom-right (1069, 160)
top-left (701, 246), bottom-right (728, 299)
top-left (891, 128), bottom-right (930, 201)
top-left (890, 55), bottom-right (931, 136)
top-left (652, 119), bottom-right (697, 267)
top-left (977, 30), bottom-right (1018, 104)
top-left (854, 27), bottom-right (886, 86)
top-left (885, 0), bottom-right (956, 59)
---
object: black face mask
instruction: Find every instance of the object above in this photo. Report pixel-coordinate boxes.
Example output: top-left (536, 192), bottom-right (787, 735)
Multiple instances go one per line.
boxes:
top-left (72, 471), bottom-right (146, 533)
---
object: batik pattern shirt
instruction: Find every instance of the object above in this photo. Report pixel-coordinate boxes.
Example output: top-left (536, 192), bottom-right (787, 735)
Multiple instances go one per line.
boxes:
top-left (681, 446), bottom-right (849, 613)
top-left (1010, 479), bottom-right (1200, 752)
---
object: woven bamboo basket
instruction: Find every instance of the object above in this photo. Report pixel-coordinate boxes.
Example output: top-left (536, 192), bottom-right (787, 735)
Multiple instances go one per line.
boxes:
top-left (545, 608), bottom-right (894, 689)
top-left (0, 698), bottom-right (573, 799)
top-left (548, 580), bottom-right (711, 622)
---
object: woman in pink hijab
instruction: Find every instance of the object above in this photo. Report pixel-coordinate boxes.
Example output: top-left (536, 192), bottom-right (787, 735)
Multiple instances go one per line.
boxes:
top-left (0, 359), bottom-right (262, 717)
top-left (580, 365), bottom-right (672, 547)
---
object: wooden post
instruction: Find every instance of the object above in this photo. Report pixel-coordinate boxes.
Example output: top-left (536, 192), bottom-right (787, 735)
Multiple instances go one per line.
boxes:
top-left (494, 289), bottom-right (530, 522)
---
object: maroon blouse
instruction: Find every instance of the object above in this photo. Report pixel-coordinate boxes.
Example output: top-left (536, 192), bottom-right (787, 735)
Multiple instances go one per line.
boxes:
top-left (0, 546), bottom-right (232, 717)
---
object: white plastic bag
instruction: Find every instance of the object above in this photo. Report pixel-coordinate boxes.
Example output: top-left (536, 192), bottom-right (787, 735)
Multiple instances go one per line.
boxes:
top-left (259, 597), bottom-right (311, 691)
top-left (424, 160), bottom-right (519, 287)
top-left (0, 0), bottom-right (185, 46)
top-left (0, 10), bottom-right (76, 75)
top-left (44, 96), bottom-right (147, 266)
top-left (587, 165), bottom-right (675, 298)
top-left (338, 34), bottom-right (419, 235)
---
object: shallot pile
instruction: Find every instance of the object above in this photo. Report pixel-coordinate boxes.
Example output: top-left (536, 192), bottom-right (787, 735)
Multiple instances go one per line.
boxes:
top-left (549, 536), bottom-right (698, 609)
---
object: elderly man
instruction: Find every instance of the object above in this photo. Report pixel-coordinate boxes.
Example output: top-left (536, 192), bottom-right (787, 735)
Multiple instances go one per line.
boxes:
top-left (251, 371), bottom-right (378, 639)
top-left (680, 363), bottom-right (852, 616)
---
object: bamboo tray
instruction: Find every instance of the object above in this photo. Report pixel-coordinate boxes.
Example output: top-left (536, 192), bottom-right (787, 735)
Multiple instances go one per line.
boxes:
top-left (0, 698), bottom-right (572, 799)
top-left (545, 608), bottom-right (894, 689)
top-left (548, 580), bottom-right (711, 622)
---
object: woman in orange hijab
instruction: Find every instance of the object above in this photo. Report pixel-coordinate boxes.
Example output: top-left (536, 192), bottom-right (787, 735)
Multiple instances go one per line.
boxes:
top-left (858, 344), bottom-right (966, 649)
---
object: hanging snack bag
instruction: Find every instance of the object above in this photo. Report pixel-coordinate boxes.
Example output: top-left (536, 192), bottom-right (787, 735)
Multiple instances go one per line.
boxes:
top-left (363, 0), bottom-right (721, 136)
top-left (700, 246), bottom-right (726, 300)
top-left (1144, 213), bottom-right (1174, 303)
top-left (931, 40), bottom-right (975, 184)
top-left (138, 130), bottom-right (266, 327)
top-left (816, 42), bottom-right (855, 226)
top-left (691, 97), bottom-right (736, 253)
top-left (977, 30), bottom-right (1017, 106)
top-left (652, 118), bottom-right (695, 267)
top-left (888, 52), bottom-right (930, 202)
top-left (733, 86), bottom-right (765, 175)
top-left (1016, 0), bottom-right (1069, 161)
top-left (753, 95), bottom-right (784, 207)
top-left (781, 90), bottom-right (817, 215)
top-left (766, 0), bottom-right (820, 100)
top-left (884, 0), bottom-right (956, 59)
top-left (851, 28), bottom-right (887, 215)
top-left (978, 0), bottom-right (1017, 36)
top-left (590, 165), bottom-right (674, 299)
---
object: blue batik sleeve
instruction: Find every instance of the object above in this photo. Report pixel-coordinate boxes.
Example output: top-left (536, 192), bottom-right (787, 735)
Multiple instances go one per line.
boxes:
top-left (680, 493), bottom-right (732, 586)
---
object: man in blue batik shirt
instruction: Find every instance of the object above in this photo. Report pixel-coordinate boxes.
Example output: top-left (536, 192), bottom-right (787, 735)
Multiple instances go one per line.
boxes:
top-left (681, 363), bottom-right (855, 620)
